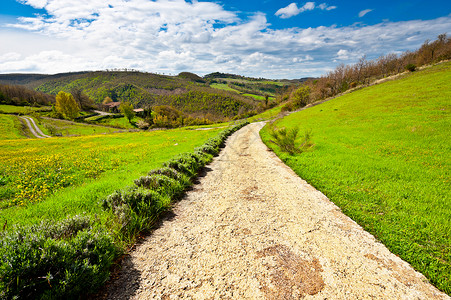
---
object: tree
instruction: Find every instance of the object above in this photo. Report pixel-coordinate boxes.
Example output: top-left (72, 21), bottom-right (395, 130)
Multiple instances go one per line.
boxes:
top-left (290, 85), bottom-right (311, 108)
top-left (119, 102), bottom-right (135, 123)
top-left (55, 91), bottom-right (79, 120)
top-left (71, 89), bottom-right (95, 110)
top-left (102, 96), bottom-right (113, 105)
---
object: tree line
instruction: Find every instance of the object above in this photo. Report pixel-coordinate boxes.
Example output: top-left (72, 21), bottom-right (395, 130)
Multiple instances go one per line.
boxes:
top-left (281, 34), bottom-right (451, 111)
top-left (0, 84), bottom-right (54, 107)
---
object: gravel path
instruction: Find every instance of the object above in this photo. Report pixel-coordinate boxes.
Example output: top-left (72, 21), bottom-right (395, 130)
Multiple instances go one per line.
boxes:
top-left (102, 122), bottom-right (448, 299)
top-left (19, 116), bottom-right (51, 138)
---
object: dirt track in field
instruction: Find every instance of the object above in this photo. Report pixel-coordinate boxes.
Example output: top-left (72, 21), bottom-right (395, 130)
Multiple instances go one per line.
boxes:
top-left (102, 122), bottom-right (449, 299)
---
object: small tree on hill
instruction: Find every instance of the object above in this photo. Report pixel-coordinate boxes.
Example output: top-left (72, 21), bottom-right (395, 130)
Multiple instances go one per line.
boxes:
top-left (55, 91), bottom-right (79, 120)
top-left (120, 102), bottom-right (135, 123)
top-left (290, 85), bottom-right (311, 109)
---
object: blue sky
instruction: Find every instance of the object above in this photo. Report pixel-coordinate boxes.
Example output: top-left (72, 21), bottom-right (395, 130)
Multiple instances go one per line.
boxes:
top-left (0, 0), bottom-right (450, 78)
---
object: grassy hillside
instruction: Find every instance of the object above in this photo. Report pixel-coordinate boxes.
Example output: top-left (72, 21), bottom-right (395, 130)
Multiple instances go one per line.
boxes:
top-left (0, 71), bottom-right (260, 121)
top-left (0, 71), bottom-right (298, 121)
top-left (261, 61), bottom-right (451, 293)
top-left (0, 115), bottom-right (25, 140)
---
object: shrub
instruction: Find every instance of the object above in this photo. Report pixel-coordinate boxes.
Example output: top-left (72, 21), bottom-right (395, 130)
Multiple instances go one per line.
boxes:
top-left (101, 187), bottom-right (169, 241)
top-left (0, 215), bottom-right (119, 300)
top-left (406, 64), bottom-right (417, 72)
top-left (148, 167), bottom-right (183, 180)
top-left (43, 123), bottom-right (60, 136)
top-left (162, 152), bottom-right (204, 178)
top-left (134, 174), bottom-right (188, 198)
top-left (269, 126), bottom-right (314, 155)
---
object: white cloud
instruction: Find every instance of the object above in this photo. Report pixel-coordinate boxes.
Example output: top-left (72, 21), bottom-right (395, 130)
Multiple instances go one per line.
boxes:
top-left (359, 9), bottom-right (373, 18)
top-left (318, 3), bottom-right (336, 11)
top-left (336, 49), bottom-right (349, 60)
top-left (1, 0), bottom-right (450, 78)
top-left (275, 2), bottom-right (336, 19)
top-left (275, 3), bottom-right (303, 19)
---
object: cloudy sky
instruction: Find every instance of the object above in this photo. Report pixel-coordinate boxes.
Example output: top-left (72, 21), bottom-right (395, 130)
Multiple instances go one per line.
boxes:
top-left (0, 0), bottom-right (450, 78)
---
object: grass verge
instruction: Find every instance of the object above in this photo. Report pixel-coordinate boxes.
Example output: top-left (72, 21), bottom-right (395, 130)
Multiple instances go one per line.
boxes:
top-left (260, 62), bottom-right (450, 294)
top-left (0, 114), bottom-right (25, 140)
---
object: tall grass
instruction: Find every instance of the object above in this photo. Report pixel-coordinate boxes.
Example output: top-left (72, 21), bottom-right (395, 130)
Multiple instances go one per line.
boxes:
top-left (261, 62), bottom-right (451, 293)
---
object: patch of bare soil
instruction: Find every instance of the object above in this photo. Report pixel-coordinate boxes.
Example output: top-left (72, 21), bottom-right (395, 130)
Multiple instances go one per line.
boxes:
top-left (101, 122), bottom-right (449, 299)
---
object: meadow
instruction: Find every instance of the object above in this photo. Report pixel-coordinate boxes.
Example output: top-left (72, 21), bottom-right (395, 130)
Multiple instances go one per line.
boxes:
top-left (0, 127), bottom-right (223, 227)
top-left (248, 105), bottom-right (283, 122)
top-left (0, 115), bottom-right (25, 140)
top-left (0, 104), bottom-right (50, 114)
top-left (40, 117), bottom-right (118, 136)
top-left (260, 61), bottom-right (451, 293)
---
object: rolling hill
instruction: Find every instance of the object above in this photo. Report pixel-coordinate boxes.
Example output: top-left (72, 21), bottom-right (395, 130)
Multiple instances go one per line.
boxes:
top-left (0, 71), bottom-right (298, 121)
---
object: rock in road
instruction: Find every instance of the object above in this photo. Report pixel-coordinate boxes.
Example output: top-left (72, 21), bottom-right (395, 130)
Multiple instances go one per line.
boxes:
top-left (103, 122), bottom-right (448, 299)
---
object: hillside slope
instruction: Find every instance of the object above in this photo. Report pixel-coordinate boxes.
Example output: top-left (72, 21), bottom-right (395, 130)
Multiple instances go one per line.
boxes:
top-left (261, 61), bottom-right (451, 293)
top-left (0, 71), bottom-right (294, 121)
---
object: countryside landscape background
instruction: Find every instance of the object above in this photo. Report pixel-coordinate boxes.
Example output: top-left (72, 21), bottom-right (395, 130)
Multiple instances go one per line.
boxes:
top-left (0, 0), bottom-right (450, 298)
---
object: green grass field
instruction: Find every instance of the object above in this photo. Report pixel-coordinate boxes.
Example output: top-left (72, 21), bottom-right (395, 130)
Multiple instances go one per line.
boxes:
top-left (0, 104), bottom-right (50, 114)
top-left (39, 117), bottom-right (118, 136)
top-left (0, 114), bottom-right (25, 139)
top-left (0, 127), bottom-right (223, 227)
top-left (261, 62), bottom-right (451, 293)
top-left (88, 115), bottom-right (142, 129)
top-left (248, 105), bottom-right (283, 122)
top-left (210, 83), bottom-right (241, 93)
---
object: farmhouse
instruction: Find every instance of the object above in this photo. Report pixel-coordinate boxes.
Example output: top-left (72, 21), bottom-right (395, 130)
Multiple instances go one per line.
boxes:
top-left (133, 108), bottom-right (144, 117)
top-left (103, 101), bottom-right (121, 113)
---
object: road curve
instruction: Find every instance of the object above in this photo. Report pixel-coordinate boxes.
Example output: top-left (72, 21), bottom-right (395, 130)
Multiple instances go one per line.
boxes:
top-left (103, 122), bottom-right (449, 299)
top-left (19, 116), bottom-right (51, 138)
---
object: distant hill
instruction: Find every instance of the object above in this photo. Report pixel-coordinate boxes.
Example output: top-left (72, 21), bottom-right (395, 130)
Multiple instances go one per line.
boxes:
top-left (0, 71), bottom-right (301, 120)
top-left (0, 71), bottom-right (257, 120)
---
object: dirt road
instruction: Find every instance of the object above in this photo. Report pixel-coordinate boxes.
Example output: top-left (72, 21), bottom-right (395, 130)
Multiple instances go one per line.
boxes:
top-left (19, 116), bottom-right (51, 138)
top-left (103, 122), bottom-right (448, 299)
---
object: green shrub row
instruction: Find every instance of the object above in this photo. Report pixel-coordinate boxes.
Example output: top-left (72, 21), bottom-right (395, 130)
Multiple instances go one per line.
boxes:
top-left (0, 215), bottom-right (119, 299)
top-left (0, 121), bottom-right (248, 299)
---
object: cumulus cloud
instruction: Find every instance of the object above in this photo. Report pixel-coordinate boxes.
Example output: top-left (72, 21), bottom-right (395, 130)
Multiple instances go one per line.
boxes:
top-left (1, 0), bottom-right (451, 78)
top-left (275, 2), bottom-right (335, 19)
top-left (359, 9), bottom-right (373, 18)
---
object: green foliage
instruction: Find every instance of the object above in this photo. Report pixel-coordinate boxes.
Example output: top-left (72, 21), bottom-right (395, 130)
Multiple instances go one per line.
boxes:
top-left (55, 91), bottom-right (80, 120)
top-left (406, 63), bottom-right (417, 72)
top-left (119, 101), bottom-right (135, 123)
top-left (282, 85), bottom-right (311, 112)
top-left (269, 126), bottom-right (313, 155)
top-left (101, 187), bottom-right (168, 242)
top-left (30, 71), bottom-right (259, 121)
top-left (178, 72), bottom-right (205, 83)
top-left (0, 215), bottom-right (119, 299)
top-left (0, 114), bottom-right (26, 140)
top-left (261, 62), bottom-right (451, 294)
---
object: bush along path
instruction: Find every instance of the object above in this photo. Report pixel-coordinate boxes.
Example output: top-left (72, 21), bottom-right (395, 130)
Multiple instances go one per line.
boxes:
top-left (101, 122), bottom-right (448, 299)
top-left (0, 121), bottom-right (248, 300)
